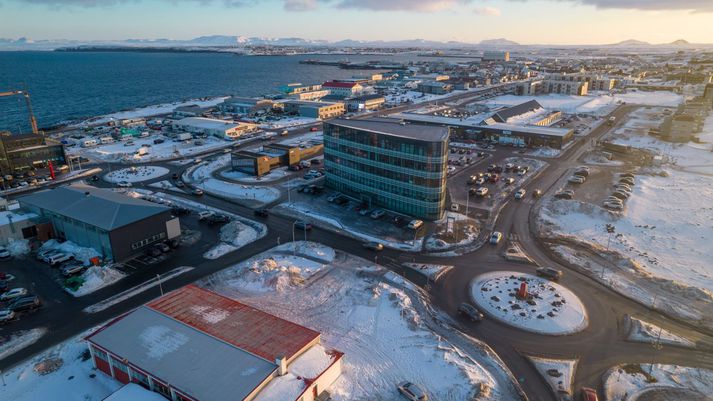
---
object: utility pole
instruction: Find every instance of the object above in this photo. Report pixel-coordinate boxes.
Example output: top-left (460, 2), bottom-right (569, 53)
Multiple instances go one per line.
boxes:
top-left (157, 274), bottom-right (163, 296)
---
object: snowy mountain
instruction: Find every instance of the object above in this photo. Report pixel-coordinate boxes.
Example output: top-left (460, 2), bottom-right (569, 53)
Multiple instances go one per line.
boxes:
top-left (479, 38), bottom-right (520, 47)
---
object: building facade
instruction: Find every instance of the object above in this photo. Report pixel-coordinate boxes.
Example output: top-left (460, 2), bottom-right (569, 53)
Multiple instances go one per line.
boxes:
top-left (0, 134), bottom-right (66, 176)
top-left (280, 100), bottom-right (345, 119)
top-left (324, 118), bottom-right (449, 220)
top-left (172, 117), bottom-right (258, 140)
top-left (482, 51), bottom-right (510, 62)
top-left (417, 81), bottom-right (454, 95)
top-left (321, 81), bottom-right (363, 98)
top-left (543, 80), bottom-right (589, 96)
top-left (345, 94), bottom-right (385, 112)
top-left (218, 97), bottom-right (274, 115)
top-left (18, 186), bottom-right (180, 261)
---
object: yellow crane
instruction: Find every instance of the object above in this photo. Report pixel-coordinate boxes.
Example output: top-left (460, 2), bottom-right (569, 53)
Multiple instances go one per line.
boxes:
top-left (0, 90), bottom-right (39, 135)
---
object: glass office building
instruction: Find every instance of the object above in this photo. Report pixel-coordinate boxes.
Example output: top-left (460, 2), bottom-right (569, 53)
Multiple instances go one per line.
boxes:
top-left (324, 118), bottom-right (449, 220)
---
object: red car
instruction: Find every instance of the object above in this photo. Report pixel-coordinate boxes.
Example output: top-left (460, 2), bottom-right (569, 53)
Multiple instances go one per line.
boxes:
top-left (310, 127), bottom-right (319, 132)
top-left (488, 174), bottom-right (500, 183)
top-left (580, 387), bottom-right (598, 401)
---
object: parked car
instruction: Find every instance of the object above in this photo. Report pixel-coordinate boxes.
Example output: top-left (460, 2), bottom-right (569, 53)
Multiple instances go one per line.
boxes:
top-left (334, 196), bottom-right (349, 206)
top-left (620, 172), bottom-right (635, 179)
top-left (475, 187), bottom-right (489, 197)
top-left (116, 181), bottom-right (132, 188)
top-left (603, 202), bottom-right (624, 211)
top-left (568, 175), bottom-right (585, 184)
top-left (294, 221), bottom-right (312, 231)
top-left (327, 193), bottom-right (340, 202)
top-left (363, 242), bottom-right (384, 251)
top-left (0, 247), bottom-right (10, 259)
top-left (475, 177), bottom-right (486, 185)
top-left (407, 220), bottom-right (424, 230)
top-left (580, 387), bottom-right (598, 401)
top-left (397, 382), bottom-right (428, 401)
top-left (193, 158), bottom-right (203, 164)
top-left (36, 248), bottom-right (59, 261)
top-left (0, 280), bottom-right (9, 292)
top-left (1, 287), bottom-right (28, 301)
top-left (611, 191), bottom-right (629, 200)
top-left (457, 302), bottom-right (484, 322)
top-left (46, 253), bottom-right (73, 266)
top-left (505, 163), bottom-right (515, 171)
top-left (575, 166), bottom-right (590, 176)
top-left (536, 267), bottom-right (563, 281)
top-left (8, 295), bottom-right (41, 312)
top-left (171, 206), bottom-right (190, 216)
top-left (254, 209), bottom-right (269, 217)
top-left (192, 188), bottom-right (204, 196)
top-left (370, 209), bottom-right (386, 219)
top-left (310, 126), bottom-right (319, 132)
top-left (61, 263), bottom-right (86, 277)
top-left (554, 190), bottom-right (574, 200)
top-left (0, 309), bottom-right (15, 323)
top-left (619, 177), bottom-right (635, 186)
top-left (155, 243), bottom-right (171, 253)
top-left (358, 208), bottom-right (371, 216)
top-left (198, 211), bottom-right (215, 221)
top-left (206, 214), bottom-right (230, 224)
top-left (91, 175), bottom-right (100, 182)
top-left (489, 231), bottom-right (503, 245)
top-left (514, 189), bottom-right (526, 199)
top-left (145, 247), bottom-right (162, 257)
top-left (504, 177), bottom-right (515, 185)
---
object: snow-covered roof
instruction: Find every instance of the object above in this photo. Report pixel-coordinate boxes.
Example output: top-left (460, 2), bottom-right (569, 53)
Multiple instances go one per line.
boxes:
top-left (174, 117), bottom-right (249, 130)
top-left (102, 383), bottom-right (168, 401)
top-left (18, 185), bottom-right (169, 231)
top-left (0, 210), bottom-right (36, 226)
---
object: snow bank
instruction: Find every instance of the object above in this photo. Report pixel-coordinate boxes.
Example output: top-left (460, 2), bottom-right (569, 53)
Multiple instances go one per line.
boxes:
top-left (69, 265), bottom-right (126, 297)
top-left (527, 355), bottom-right (577, 397)
top-left (7, 238), bottom-right (30, 257)
top-left (203, 220), bottom-right (261, 259)
top-left (0, 328), bottom-right (47, 360)
top-left (604, 364), bottom-right (713, 401)
top-left (626, 316), bottom-right (695, 348)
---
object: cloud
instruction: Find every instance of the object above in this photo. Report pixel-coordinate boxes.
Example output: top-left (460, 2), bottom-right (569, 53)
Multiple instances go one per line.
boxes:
top-left (14, 0), bottom-right (259, 7)
top-left (473, 6), bottom-right (500, 15)
top-left (559, 0), bottom-right (713, 12)
top-left (333, 0), bottom-right (472, 12)
top-left (283, 0), bottom-right (317, 11)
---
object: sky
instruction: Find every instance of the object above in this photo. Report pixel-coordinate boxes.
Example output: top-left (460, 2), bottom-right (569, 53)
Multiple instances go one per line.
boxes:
top-left (1, 0), bottom-right (713, 45)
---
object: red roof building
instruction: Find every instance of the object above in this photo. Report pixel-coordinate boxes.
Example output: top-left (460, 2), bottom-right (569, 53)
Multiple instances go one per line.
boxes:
top-left (322, 81), bottom-right (364, 97)
top-left (86, 285), bottom-right (343, 401)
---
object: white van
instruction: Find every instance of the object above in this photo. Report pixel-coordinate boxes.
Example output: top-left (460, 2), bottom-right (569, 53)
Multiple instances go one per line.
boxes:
top-left (450, 203), bottom-right (460, 212)
top-left (81, 139), bottom-right (98, 148)
top-left (408, 219), bottom-right (424, 230)
top-left (99, 136), bottom-right (114, 144)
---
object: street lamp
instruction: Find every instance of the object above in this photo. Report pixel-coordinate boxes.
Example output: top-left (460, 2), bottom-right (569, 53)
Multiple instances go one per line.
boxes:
top-left (291, 220), bottom-right (308, 256)
top-left (602, 224), bottom-right (616, 279)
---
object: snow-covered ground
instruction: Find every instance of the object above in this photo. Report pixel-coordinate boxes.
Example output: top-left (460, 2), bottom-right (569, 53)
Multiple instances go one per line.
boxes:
top-left (183, 154), bottom-right (281, 206)
top-left (524, 147), bottom-right (562, 158)
top-left (203, 220), bottom-right (263, 260)
top-left (220, 167), bottom-right (288, 183)
top-left (38, 239), bottom-right (101, 266)
top-left (70, 97), bottom-right (228, 127)
top-left (103, 166), bottom-right (168, 183)
top-left (384, 89), bottom-right (466, 106)
top-left (402, 263), bottom-right (453, 281)
top-left (1, 327), bottom-right (122, 401)
top-left (626, 316), bottom-right (696, 348)
top-left (253, 116), bottom-right (319, 129)
top-left (199, 243), bottom-right (523, 401)
top-left (68, 134), bottom-right (232, 164)
top-left (526, 356), bottom-right (577, 397)
top-left (470, 271), bottom-right (588, 335)
top-left (0, 328), bottom-right (47, 360)
top-left (478, 91), bottom-right (683, 116)
top-left (604, 364), bottom-right (713, 401)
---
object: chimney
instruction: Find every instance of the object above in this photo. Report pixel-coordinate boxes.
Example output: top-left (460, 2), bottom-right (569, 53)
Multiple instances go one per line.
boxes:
top-left (275, 355), bottom-right (287, 376)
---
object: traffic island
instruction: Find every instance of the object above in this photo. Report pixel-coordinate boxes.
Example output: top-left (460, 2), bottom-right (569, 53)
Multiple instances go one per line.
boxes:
top-left (470, 271), bottom-right (588, 335)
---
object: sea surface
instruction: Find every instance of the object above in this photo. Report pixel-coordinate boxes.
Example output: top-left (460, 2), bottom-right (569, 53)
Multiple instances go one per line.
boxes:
top-left (0, 51), bottom-right (402, 132)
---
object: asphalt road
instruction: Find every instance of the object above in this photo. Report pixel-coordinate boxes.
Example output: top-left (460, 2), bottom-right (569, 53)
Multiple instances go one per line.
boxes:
top-left (2, 96), bottom-right (712, 401)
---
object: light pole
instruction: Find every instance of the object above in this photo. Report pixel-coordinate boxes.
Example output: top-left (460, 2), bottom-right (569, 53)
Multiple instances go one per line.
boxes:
top-left (292, 221), bottom-right (297, 256)
top-left (465, 190), bottom-right (471, 218)
top-left (602, 224), bottom-right (616, 278)
top-left (287, 177), bottom-right (292, 204)
top-left (157, 274), bottom-right (163, 296)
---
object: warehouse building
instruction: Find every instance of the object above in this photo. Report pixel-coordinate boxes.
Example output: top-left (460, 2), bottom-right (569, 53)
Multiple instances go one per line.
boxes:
top-left (279, 83), bottom-right (323, 96)
top-left (18, 186), bottom-right (180, 261)
top-left (86, 285), bottom-right (343, 401)
top-left (218, 97), bottom-right (274, 115)
top-left (289, 89), bottom-right (330, 101)
top-left (417, 81), bottom-right (454, 95)
top-left (322, 81), bottom-right (364, 98)
top-left (482, 51), bottom-right (510, 62)
top-left (0, 133), bottom-right (66, 176)
top-left (324, 118), bottom-right (449, 220)
top-left (280, 100), bottom-right (345, 119)
top-left (172, 117), bottom-right (258, 140)
top-left (0, 210), bottom-right (37, 246)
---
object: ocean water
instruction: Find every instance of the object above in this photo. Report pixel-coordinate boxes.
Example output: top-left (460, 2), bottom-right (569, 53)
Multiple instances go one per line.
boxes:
top-left (0, 51), bottom-right (389, 131)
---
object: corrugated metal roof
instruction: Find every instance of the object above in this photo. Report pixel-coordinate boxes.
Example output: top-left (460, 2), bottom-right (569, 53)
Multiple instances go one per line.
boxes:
top-left (18, 185), bottom-right (169, 231)
top-left (88, 306), bottom-right (276, 401)
top-left (147, 285), bottom-right (320, 362)
top-left (492, 100), bottom-right (543, 123)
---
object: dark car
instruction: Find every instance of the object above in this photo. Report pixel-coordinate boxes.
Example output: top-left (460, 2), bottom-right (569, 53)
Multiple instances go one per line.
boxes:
top-left (61, 262), bottom-right (86, 277)
top-left (457, 303), bottom-right (484, 322)
top-left (536, 267), bottom-right (563, 281)
top-left (172, 173), bottom-right (180, 180)
top-left (155, 243), bottom-right (171, 253)
top-left (554, 190), bottom-right (574, 200)
top-left (0, 280), bottom-right (9, 292)
top-left (171, 206), bottom-right (190, 216)
top-left (145, 247), bottom-right (162, 257)
top-left (254, 209), bottom-right (269, 217)
top-left (206, 214), bottom-right (230, 224)
top-left (167, 238), bottom-right (180, 249)
top-left (91, 175), bottom-right (100, 181)
top-left (153, 138), bottom-right (165, 144)
top-left (8, 295), bottom-right (42, 312)
top-left (294, 221), bottom-right (312, 231)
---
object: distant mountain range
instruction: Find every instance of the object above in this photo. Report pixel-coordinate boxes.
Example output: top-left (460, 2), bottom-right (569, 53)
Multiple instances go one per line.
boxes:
top-left (0, 35), bottom-right (709, 51)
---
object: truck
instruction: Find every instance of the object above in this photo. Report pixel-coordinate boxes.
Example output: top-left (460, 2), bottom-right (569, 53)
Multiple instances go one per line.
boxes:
top-left (174, 133), bottom-right (192, 142)
top-left (608, 116), bottom-right (616, 126)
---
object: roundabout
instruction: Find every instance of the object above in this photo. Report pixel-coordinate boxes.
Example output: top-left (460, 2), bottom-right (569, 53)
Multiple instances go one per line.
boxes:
top-left (103, 166), bottom-right (169, 183)
top-left (470, 271), bottom-right (588, 335)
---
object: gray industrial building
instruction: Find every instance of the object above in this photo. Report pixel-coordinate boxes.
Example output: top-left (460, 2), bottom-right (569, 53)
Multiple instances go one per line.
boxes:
top-left (18, 186), bottom-right (180, 262)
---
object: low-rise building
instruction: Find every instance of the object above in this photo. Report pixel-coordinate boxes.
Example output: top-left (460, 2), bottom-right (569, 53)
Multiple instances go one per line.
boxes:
top-left (324, 118), bottom-right (449, 220)
top-left (417, 81), bottom-right (454, 95)
top-left (18, 185), bottom-right (180, 261)
top-left (322, 81), bottom-right (363, 98)
top-left (231, 139), bottom-right (323, 177)
top-left (667, 114), bottom-right (698, 142)
top-left (289, 90), bottom-right (330, 101)
top-left (172, 117), bottom-right (258, 140)
top-left (172, 105), bottom-right (211, 119)
top-left (482, 51), bottom-right (510, 62)
top-left (543, 80), bottom-right (589, 96)
top-left (279, 83), bottom-right (323, 96)
top-left (345, 94), bottom-right (385, 112)
top-left (281, 100), bottom-right (345, 119)
top-left (547, 73), bottom-right (617, 91)
top-left (0, 210), bottom-right (37, 246)
top-left (218, 97), bottom-right (274, 115)
top-left (86, 285), bottom-right (343, 401)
